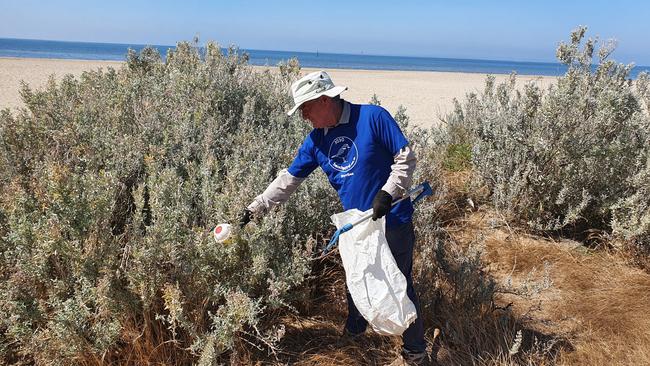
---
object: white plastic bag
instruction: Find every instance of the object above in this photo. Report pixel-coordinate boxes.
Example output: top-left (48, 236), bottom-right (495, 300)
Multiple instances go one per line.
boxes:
top-left (331, 208), bottom-right (417, 335)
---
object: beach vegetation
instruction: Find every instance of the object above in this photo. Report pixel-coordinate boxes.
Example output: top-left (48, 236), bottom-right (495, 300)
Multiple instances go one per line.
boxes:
top-left (441, 26), bottom-right (650, 251)
top-left (0, 38), bottom-right (556, 365)
top-left (2, 27), bottom-right (649, 365)
top-left (0, 41), bottom-right (341, 364)
top-left (443, 143), bottom-right (472, 171)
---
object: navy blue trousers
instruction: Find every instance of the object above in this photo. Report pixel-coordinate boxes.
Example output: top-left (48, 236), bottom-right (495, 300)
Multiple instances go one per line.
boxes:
top-left (344, 221), bottom-right (426, 353)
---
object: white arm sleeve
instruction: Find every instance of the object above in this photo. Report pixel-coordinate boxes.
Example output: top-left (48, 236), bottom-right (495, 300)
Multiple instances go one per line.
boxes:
top-left (247, 169), bottom-right (306, 215)
top-left (381, 145), bottom-right (416, 199)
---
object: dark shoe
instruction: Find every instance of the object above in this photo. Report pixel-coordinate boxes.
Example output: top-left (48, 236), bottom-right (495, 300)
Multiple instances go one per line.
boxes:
top-left (385, 349), bottom-right (430, 366)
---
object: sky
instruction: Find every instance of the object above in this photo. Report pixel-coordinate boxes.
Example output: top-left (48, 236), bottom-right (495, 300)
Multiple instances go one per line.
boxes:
top-left (1, 0), bottom-right (649, 65)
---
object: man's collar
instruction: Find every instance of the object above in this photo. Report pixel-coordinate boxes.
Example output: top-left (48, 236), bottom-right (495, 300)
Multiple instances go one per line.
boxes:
top-left (324, 100), bottom-right (350, 135)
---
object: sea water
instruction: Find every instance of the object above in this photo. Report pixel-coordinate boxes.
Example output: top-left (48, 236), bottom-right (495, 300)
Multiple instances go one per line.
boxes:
top-left (2, 38), bottom-right (649, 78)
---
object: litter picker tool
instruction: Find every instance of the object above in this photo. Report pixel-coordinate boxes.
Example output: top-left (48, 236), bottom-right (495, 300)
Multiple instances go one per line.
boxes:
top-left (322, 181), bottom-right (433, 255)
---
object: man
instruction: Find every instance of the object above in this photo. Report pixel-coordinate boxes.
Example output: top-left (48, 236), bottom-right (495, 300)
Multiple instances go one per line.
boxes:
top-left (241, 70), bottom-right (429, 366)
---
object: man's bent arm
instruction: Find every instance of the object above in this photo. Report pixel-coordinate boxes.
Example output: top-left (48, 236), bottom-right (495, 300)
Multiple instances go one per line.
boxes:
top-left (381, 145), bottom-right (416, 199)
top-left (247, 169), bottom-right (306, 215)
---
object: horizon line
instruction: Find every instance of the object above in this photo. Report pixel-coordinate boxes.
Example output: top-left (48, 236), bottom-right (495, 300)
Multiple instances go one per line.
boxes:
top-left (0, 36), bottom-right (567, 66)
top-left (2, 36), bottom-right (649, 69)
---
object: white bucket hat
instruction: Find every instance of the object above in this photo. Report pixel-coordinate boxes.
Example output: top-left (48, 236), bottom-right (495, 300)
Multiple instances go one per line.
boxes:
top-left (287, 70), bottom-right (347, 116)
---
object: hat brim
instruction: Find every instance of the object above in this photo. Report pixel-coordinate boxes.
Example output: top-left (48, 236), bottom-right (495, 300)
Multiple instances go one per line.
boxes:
top-left (287, 85), bottom-right (348, 116)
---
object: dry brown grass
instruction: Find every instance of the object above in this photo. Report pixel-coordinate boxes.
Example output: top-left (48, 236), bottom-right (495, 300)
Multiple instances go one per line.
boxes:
top-left (412, 170), bottom-right (649, 365)
top-left (472, 214), bottom-right (650, 366)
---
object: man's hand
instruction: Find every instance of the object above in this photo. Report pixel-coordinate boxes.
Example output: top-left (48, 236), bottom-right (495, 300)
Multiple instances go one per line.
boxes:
top-left (239, 209), bottom-right (252, 228)
top-left (371, 190), bottom-right (393, 221)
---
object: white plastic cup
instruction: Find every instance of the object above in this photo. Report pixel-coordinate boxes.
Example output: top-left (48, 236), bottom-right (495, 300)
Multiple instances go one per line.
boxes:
top-left (213, 223), bottom-right (234, 244)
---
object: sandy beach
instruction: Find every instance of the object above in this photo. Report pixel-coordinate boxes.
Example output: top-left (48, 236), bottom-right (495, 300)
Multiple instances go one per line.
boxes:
top-left (1, 57), bottom-right (556, 127)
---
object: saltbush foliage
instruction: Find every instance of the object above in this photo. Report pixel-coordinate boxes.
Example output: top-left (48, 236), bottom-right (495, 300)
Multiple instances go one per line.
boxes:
top-left (443, 27), bottom-right (650, 245)
top-left (0, 42), bottom-right (340, 364)
top-left (611, 73), bottom-right (650, 247)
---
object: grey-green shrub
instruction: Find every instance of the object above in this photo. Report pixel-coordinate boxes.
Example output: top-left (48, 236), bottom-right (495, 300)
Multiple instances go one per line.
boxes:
top-left (611, 73), bottom-right (650, 247)
top-left (611, 151), bottom-right (650, 246)
top-left (0, 42), bottom-right (340, 364)
top-left (443, 27), bottom-right (650, 241)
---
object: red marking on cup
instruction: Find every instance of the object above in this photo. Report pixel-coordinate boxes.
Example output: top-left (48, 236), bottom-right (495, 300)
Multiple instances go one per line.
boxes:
top-left (215, 226), bottom-right (222, 234)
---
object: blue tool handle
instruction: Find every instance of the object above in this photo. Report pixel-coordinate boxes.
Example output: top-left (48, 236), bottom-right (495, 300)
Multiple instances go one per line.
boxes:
top-left (412, 181), bottom-right (433, 205)
top-left (323, 223), bottom-right (353, 254)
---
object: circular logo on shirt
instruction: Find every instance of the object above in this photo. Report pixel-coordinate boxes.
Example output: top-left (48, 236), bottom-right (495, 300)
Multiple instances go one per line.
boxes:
top-left (328, 136), bottom-right (358, 172)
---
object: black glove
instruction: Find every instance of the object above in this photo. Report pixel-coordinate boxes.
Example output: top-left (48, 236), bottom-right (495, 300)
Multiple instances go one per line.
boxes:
top-left (371, 190), bottom-right (393, 221)
top-left (239, 209), bottom-right (252, 228)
